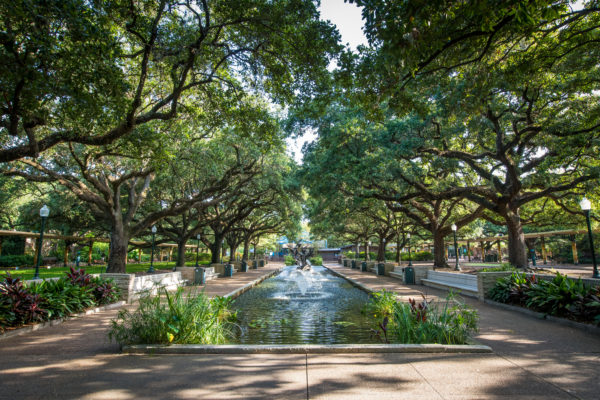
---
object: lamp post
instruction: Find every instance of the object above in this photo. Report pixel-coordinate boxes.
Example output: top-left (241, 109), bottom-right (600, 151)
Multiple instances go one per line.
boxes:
top-left (407, 233), bottom-right (412, 267)
top-left (148, 225), bottom-right (157, 273)
top-left (367, 241), bottom-right (371, 260)
top-left (580, 198), bottom-right (598, 279)
top-left (195, 234), bottom-right (201, 268)
top-left (33, 205), bottom-right (50, 280)
top-left (451, 224), bottom-right (460, 271)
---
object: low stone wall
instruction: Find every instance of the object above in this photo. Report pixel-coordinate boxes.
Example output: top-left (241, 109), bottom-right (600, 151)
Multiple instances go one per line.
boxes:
top-left (384, 262), bottom-right (396, 276)
top-left (211, 263), bottom-right (225, 276)
top-left (412, 265), bottom-right (433, 285)
top-left (99, 273), bottom-right (135, 302)
top-left (175, 267), bottom-right (196, 282)
top-left (476, 272), bottom-right (512, 301)
top-left (101, 272), bottom-right (185, 302)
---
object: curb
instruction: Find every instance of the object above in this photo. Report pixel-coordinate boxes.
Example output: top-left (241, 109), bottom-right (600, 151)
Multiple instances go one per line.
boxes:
top-left (122, 343), bottom-right (493, 354)
top-left (483, 299), bottom-right (600, 335)
top-left (324, 266), bottom-right (375, 295)
top-left (0, 301), bottom-right (126, 341)
top-left (223, 267), bottom-right (283, 299)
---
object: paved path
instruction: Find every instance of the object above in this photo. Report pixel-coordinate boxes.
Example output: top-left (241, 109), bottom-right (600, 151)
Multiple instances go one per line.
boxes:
top-left (1, 262), bottom-right (599, 399)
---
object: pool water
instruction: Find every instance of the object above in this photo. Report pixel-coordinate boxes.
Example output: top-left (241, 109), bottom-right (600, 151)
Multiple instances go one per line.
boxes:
top-left (231, 265), bottom-right (378, 344)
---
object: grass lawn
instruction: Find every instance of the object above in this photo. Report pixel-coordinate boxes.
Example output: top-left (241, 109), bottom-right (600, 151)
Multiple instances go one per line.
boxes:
top-left (464, 262), bottom-right (503, 267)
top-left (1, 261), bottom-right (210, 281)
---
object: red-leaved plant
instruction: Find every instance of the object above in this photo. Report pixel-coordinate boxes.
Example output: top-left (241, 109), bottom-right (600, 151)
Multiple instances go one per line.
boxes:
top-left (0, 274), bottom-right (47, 325)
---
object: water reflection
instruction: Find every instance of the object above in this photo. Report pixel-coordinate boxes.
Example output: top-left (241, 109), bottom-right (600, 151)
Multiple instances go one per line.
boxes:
top-left (231, 266), bottom-right (377, 344)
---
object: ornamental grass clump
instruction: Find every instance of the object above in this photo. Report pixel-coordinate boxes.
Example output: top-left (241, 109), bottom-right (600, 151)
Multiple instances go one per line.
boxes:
top-left (366, 291), bottom-right (478, 344)
top-left (109, 288), bottom-right (236, 345)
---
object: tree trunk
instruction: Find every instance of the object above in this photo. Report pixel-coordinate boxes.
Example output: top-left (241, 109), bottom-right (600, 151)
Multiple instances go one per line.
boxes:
top-left (376, 237), bottom-right (385, 262)
top-left (365, 242), bottom-right (370, 260)
top-left (229, 242), bottom-right (238, 262)
top-left (505, 208), bottom-right (528, 268)
top-left (176, 240), bottom-right (187, 267)
top-left (396, 233), bottom-right (401, 263)
top-left (210, 234), bottom-right (222, 264)
top-left (242, 238), bottom-right (250, 261)
top-left (107, 222), bottom-right (129, 273)
top-left (432, 229), bottom-right (448, 268)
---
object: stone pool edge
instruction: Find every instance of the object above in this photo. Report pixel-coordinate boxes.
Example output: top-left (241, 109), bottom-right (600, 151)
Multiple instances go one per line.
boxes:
top-left (122, 343), bottom-right (492, 354)
top-left (121, 265), bottom-right (492, 354)
top-left (223, 267), bottom-right (284, 300)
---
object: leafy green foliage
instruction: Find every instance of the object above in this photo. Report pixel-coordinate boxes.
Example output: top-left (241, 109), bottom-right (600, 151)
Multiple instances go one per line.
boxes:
top-left (489, 272), bottom-right (600, 324)
top-left (0, 255), bottom-right (34, 268)
top-left (0, 275), bottom-right (47, 326)
top-left (284, 255), bottom-right (295, 266)
top-left (109, 288), bottom-right (236, 345)
top-left (309, 256), bottom-right (323, 266)
top-left (0, 269), bottom-right (120, 331)
top-left (365, 291), bottom-right (478, 344)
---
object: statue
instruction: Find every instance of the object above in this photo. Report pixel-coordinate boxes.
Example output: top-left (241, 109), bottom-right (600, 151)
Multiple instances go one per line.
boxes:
top-left (284, 242), bottom-right (313, 271)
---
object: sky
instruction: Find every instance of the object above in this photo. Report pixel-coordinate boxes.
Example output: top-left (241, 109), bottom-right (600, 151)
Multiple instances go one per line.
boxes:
top-left (286, 0), bottom-right (367, 164)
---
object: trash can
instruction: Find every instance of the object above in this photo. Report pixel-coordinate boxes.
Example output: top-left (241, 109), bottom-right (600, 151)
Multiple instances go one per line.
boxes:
top-left (252, 260), bottom-right (258, 269)
top-left (403, 267), bottom-right (415, 284)
top-left (351, 260), bottom-right (357, 269)
top-left (259, 260), bottom-right (265, 268)
top-left (241, 260), bottom-right (248, 272)
top-left (225, 264), bottom-right (234, 277)
top-left (361, 261), bottom-right (368, 272)
top-left (195, 267), bottom-right (206, 285)
top-left (377, 263), bottom-right (385, 276)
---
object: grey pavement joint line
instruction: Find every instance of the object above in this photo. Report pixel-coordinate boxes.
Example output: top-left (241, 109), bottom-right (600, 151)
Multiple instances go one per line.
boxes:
top-left (305, 353), bottom-right (309, 400)
top-left (408, 361), bottom-right (446, 400)
top-left (495, 351), bottom-right (582, 400)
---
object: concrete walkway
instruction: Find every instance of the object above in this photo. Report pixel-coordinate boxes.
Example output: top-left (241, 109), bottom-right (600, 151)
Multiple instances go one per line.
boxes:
top-left (1, 262), bottom-right (599, 399)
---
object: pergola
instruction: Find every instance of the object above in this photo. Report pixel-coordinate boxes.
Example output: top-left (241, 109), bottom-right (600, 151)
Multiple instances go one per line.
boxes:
top-left (451, 228), bottom-right (600, 264)
top-left (0, 230), bottom-right (201, 266)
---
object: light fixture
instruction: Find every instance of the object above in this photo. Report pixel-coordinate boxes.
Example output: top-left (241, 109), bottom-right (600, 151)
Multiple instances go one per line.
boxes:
top-left (33, 205), bottom-right (50, 279)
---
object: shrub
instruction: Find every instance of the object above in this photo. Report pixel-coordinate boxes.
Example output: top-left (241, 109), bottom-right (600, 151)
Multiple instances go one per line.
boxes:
top-left (0, 268), bottom-right (120, 331)
top-left (284, 255), bottom-right (295, 266)
top-left (385, 251), bottom-right (396, 261)
top-left (0, 275), bottom-right (47, 326)
top-left (358, 251), bottom-right (376, 260)
top-left (309, 256), bottom-right (323, 265)
top-left (30, 278), bottom-right (96, 319)
top-left (488, 271), bottom-right (600, 324)
top-left (367, 291), bottom-right (478, 344)
top-left (109, 288), bottom-right (235, 345)
top-left (344, 251), bottom-right (355, 259)
top-left (362, 289), bottom-right (397, 319)
top-left (0, 255), bottom-right (35, 268)
top-left (401, 251), bottom-right (433, 261)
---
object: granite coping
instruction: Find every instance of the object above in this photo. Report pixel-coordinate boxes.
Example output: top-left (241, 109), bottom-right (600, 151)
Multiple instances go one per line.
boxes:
top-left (122, 343), bottom-right (493, 354)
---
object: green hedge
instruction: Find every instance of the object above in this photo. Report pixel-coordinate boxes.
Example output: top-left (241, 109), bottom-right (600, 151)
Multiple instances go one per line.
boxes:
top-left (309, 256), bottom-right (323, 265)
top-left (0, 255), bottom-right (35, 268)
top-left (401, 251), bottom-right (432, 261)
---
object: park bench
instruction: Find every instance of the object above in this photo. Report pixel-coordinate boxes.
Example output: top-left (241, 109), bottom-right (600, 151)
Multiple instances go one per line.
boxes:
top-left (421, 270), bottom-right (478, 297)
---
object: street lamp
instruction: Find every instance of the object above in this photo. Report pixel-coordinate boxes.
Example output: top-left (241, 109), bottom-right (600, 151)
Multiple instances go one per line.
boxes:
top-left (580, 198), bottom-right (598, 279)
top-left (451, 224), bottom-right (461, 271)
top-left (148, 225), bottom-right (157, 273)
top-left (195, 234), bottom-right (201, 268)
top-left (407, 233), bottom-right (412, 267)
top-left (33, 205), bottom-right (50, 280)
